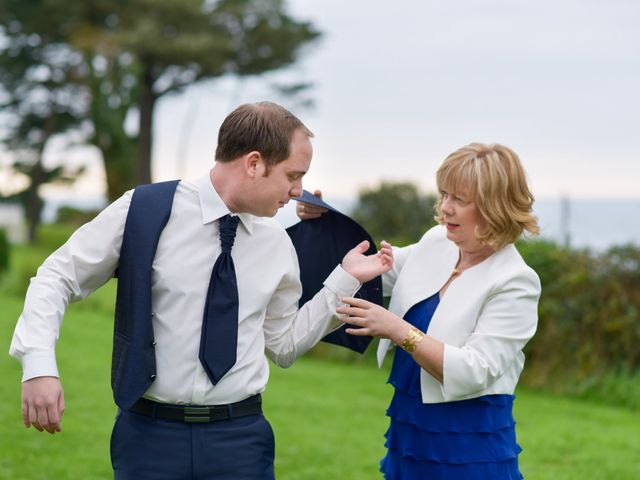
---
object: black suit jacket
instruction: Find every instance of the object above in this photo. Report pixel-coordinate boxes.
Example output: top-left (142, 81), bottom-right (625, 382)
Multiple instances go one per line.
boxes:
top-left (285, 191), bottom-right (382, 353)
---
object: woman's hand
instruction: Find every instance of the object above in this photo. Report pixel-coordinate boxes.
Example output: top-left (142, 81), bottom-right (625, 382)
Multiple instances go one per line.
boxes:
top-left (340, 298), bottom-right (445, 383)
top-left (337, 296), bottom-right (407, 341)
top-left (340, 297), bottom-right (445, 382)
top-left (296, 189), bottom-right (328, 220)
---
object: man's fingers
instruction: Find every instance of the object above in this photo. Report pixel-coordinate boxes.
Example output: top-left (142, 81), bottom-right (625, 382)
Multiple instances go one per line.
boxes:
top-left (47, 403), bottom-right (61, 433)
top-left (312, 189), bottom-right (323, 199)
top-left (22, 401), bottom-right (30, 428)
top-left (29, 405), bottom-right (43, 432)
top-left (354, 240), bottom-right (370, 254)
top-left (58, 390), bottom-right (65, 420)
top-left (36, 403), bottom-right (54, 434)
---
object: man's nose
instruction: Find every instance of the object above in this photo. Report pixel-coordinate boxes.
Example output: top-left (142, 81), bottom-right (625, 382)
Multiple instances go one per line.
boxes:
top-left (289, 182), bottom-right (303, 198)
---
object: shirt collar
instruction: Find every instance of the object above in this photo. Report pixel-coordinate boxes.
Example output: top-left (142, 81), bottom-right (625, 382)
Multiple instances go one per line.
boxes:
top-left (194, 173), bottom-right (254, 234)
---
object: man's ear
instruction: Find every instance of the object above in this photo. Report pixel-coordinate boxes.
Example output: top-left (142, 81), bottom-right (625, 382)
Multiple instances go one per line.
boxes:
top-left (245, 151), bottom-right (264, 178)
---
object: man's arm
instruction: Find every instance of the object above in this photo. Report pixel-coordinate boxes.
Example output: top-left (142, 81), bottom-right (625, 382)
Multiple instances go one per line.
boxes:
top-left (264, 239), bottom-right (392, 367)
top-left (9, 191), bottom-right (132, 434)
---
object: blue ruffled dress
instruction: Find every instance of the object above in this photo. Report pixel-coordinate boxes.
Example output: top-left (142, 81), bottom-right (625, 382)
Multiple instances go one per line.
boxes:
top-left (380, 293), bottom-right (524, 479)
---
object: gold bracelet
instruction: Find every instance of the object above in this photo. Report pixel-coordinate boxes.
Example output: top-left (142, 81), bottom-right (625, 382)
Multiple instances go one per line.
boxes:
top-left (400, 327), bottom-right (424, 354)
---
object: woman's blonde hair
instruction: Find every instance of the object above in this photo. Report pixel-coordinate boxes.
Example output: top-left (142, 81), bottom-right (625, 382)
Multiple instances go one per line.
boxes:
top-left (435, 143), bottom-right (539, 249)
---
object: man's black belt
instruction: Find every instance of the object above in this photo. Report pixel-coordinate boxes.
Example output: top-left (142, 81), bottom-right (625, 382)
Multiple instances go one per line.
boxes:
top-left (129, 394), bottom-right (262, 423)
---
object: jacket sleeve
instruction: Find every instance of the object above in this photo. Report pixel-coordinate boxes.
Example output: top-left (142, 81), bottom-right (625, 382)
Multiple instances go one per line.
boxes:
top-left (382, 243), bottom-right (416, 296)
top-left (441, 267), bottom-right (541, 400)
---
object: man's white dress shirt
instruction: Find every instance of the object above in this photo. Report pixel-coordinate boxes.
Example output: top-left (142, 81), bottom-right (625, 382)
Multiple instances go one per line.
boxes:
top-left (10, 175), bottom-right (360, 404)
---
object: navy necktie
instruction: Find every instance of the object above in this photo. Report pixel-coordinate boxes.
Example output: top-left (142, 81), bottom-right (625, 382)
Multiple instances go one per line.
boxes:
top-left (199, 214), bottom-right (241, 384)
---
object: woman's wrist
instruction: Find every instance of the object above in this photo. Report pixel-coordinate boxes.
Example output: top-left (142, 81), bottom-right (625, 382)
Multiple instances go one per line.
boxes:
top-left (395, 324), bottom-right (425, 354)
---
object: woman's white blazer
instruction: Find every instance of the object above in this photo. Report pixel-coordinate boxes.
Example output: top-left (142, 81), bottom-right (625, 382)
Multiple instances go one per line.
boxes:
top-left (377, 225), bottom-right (541, 403)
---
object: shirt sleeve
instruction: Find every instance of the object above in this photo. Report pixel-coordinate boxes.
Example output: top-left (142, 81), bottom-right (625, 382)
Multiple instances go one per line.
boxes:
top-left (9, 191), bottom-right (132, 382)
top-left (263, 240), bottom-right (361, 367)
top-left (441, 268), bottom-right (541, 400)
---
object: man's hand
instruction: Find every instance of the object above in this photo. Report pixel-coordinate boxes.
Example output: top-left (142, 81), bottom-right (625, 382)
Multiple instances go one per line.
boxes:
top-left (22, 376), bottom-right (65, 434)
top-left (296, 189), bottom-right (328, 220)
top-left (342, 240), bottom-right (393, 283)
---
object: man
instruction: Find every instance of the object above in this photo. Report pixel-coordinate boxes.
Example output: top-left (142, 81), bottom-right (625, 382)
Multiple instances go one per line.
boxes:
top-left (10, 102), bottom-right (392, 479)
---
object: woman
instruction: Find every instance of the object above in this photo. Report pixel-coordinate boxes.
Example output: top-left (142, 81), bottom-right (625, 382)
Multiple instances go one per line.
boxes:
top-left (298, 143), bottom-right (541, 479)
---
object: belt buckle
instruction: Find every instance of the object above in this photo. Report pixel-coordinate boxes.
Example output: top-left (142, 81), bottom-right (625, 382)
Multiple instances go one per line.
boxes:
top-left (184, 406), bottom-right (210, 423)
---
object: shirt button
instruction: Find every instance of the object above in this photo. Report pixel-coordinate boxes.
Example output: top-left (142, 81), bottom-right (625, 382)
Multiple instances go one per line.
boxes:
top-left (151, 341), bottom-right (157, 347)
top-left (150, 374), bottom-right (157, 380)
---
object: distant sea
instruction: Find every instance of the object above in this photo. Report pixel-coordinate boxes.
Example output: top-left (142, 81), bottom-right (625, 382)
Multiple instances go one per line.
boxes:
top-left (43, 196), bottom-right (640, 252)
top-left (275, 197), bottom-right (640, 252)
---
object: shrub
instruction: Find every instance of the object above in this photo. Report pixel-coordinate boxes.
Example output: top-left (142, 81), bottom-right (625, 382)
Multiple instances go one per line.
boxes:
top-left (518, 239), bottom-right (640, 406)
top-left (55, 206), bottom-right (100, 226)
top-left (0, 228), bottom-right (9, 273)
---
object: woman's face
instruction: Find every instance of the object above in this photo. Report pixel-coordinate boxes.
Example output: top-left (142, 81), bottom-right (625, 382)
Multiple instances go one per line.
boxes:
top-left (439, 187), bottom-right (487, 251)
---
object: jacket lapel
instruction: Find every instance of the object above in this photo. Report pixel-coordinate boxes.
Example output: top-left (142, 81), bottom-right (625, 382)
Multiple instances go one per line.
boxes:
top-left (377, 229), bottom-right (459, 366)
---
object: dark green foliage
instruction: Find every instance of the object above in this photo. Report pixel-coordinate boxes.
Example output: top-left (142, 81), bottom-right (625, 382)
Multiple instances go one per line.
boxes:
top-left (518, 239), bottom-right (640, 408)
top-left (350, 182), bottom-right (438, 246)
top-left (0, 224), bottom-right (75, 297)
top-left (55, 206), bottom-right (100, 226)
top-left (0, 229), bottom-right (9, 272)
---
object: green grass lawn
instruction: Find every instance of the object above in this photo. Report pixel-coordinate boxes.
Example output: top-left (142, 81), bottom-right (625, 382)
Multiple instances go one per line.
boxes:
top-left (2, 287), bottom-right (640, 479)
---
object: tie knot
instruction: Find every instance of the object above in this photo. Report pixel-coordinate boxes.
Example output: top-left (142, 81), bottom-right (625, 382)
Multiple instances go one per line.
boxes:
top-left (218, 214), bottom-right (240, 253)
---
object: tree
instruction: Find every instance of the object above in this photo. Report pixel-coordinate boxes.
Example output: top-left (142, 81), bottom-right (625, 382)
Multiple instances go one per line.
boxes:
top-left (350, 182), bottom-right (438, 246)
top-left (2, 0), bottom-right (321, 203)
top-left (0, 1), bottom-right (88, 241)
top-left (76, 0), bottom-right (321, 190)
top-left (83, 52), bottom-right (138, 200)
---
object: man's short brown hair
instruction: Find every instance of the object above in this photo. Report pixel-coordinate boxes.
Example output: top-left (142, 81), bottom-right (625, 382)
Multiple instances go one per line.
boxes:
top-left (215, 102), bottom-right (313, 169)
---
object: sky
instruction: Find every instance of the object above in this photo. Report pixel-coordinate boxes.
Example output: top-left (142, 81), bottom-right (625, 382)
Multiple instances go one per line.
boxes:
top-left (152, 0), bottom-right (640, 201)
top-left (8, 0), bottom-right (640, 204)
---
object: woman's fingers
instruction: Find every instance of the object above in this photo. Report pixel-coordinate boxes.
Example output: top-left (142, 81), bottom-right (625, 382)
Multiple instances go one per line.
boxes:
top-left (345, 327), bottom-right (371, 336)
top-left (341, 297), bottom-right (371, 308)
top-left (295, 201), bottom-right (328, 220)
top-left (336, 305), bottom-right (369, 317)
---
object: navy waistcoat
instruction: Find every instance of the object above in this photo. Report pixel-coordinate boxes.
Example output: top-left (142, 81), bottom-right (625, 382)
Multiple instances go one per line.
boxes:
top-left (112, 180), bottom-right (180, 410)
top-left (111, 182), bottom-right (371, 409)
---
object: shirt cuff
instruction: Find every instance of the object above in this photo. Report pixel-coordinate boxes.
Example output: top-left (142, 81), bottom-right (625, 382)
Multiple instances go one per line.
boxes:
top-left (19, 352), bottom-right (60, 382)
top-left (323, 265), bottom-right (361, 298)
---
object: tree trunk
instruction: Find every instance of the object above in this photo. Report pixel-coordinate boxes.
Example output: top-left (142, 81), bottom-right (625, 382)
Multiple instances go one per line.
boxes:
top-left (136, 66), bottom-right (156, 185)
top-left (25, 160), bottom-right (45, 243)
top-left (105, 155), bottom-right (135, 201)
top-left (25, 113), bottom-right (55, 243)
top-left (101, 131), bottom-right (136, 202)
